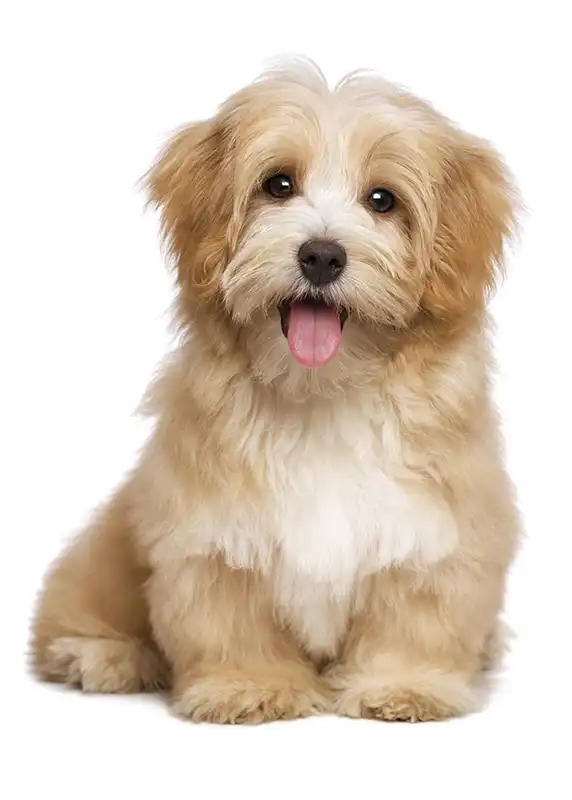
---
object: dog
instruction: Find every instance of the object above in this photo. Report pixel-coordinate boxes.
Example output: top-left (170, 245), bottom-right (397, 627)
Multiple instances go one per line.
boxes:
top-left (30, 59), bottom-right (521, 723)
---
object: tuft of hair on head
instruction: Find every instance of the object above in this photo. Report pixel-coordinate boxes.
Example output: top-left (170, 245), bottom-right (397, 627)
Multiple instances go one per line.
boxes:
top-left (255, 54), bottom-right (330, 93)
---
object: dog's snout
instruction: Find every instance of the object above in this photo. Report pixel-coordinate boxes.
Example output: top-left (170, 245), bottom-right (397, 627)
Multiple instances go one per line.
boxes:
top-left (297, 239), bottom-right (347, 287)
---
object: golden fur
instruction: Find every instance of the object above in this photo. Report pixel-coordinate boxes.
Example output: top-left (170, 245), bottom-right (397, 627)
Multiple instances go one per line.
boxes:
top-left (30, 59), bottom-right (521, 723)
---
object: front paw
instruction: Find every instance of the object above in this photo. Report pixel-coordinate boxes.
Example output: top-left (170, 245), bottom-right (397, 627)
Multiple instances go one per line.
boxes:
top-left (327, 664), bottom-right (478, 722)
top-left (173, 667), bottom-right (330, 724)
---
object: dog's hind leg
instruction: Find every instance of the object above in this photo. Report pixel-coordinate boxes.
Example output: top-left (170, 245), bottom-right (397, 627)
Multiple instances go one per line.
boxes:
top-left (30, 488), bottom-right (167, 693)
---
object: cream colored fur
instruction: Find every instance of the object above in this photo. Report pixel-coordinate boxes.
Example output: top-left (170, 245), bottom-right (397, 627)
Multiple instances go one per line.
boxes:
top-left (30, 59), bottom-right (521, 724)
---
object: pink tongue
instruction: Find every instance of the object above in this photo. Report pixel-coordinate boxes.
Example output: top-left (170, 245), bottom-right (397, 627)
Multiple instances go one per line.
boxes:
top-left (287, 303), bottom-right (342, 368)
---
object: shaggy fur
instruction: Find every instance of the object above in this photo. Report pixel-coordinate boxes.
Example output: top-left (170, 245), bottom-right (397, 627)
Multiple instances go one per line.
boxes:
top-left (30, 59), bottom-right (521, 723)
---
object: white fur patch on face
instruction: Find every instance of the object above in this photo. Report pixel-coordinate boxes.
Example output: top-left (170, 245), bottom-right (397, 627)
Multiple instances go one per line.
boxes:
top-left (222, 98), bottom-right (416, 339)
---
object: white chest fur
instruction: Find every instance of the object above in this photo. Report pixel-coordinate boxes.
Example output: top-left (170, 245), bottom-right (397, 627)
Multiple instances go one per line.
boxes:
top-left (186, 395), bottom-right (458, 658)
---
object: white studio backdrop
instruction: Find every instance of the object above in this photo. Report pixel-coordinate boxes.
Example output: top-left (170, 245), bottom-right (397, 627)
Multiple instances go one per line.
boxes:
top-left (1, 2), bottom-right (571, 798)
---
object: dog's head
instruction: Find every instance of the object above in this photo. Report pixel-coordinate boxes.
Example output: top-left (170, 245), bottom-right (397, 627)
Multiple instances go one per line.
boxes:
top-left (146, 60), bottom-right (517, 379)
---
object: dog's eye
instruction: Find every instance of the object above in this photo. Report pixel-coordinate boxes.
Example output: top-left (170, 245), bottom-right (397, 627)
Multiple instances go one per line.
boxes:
top-left (367, 188), bottom-right (395, 213)
top-left (263, 173), bottom-right (295, 199)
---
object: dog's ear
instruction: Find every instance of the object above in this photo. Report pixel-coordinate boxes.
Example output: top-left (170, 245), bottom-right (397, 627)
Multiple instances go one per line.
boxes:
top-left (145, 120), bottom-right (234, 301)
top-left (421, 132), bottom-right (518, 322)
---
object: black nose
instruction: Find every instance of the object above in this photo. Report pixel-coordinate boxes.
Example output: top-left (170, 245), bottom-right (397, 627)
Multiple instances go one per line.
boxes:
top-left (298, 239), bottom-right (347, 287)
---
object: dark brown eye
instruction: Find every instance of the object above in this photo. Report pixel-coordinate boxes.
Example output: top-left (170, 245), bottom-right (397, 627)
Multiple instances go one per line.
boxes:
top-left (263, 173), bottom-right (295, 199)
top-left (368, 188), bottom-right (395, 213)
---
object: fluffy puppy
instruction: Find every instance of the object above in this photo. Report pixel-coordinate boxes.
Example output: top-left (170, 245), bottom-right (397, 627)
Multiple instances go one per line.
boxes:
top-left (30, 59), bottom-right (521, 723)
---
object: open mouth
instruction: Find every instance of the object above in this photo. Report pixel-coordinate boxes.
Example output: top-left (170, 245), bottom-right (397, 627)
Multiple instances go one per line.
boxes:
top-left (278, 297), bottom-right (348, 369)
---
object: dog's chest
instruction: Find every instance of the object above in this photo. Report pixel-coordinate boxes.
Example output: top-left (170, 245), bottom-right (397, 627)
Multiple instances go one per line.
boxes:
top-left (192, 402), bottom-right (457, 659)
top-left (261, 406), bottom-right (456, 657)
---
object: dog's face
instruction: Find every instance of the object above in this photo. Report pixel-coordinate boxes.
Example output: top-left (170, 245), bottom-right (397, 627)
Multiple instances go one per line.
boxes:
top-left (147, 61), bottom-right (516, 376)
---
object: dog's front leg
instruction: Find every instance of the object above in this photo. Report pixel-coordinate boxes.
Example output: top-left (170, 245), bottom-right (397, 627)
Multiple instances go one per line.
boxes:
top-left (147, 554), bottom-right (329, 723)
top-left (327, 558), bottom-right (506, 722)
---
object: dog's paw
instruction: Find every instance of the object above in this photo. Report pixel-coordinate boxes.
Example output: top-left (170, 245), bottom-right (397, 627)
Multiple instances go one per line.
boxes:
top-left (351, 687), bottom-right (465, 722)
top-left (173, 668), bottom-right (329, 724)
top-left (328, 665), bottom-right (477, 722)
top-left (42, 636), bottom-right (167, 693)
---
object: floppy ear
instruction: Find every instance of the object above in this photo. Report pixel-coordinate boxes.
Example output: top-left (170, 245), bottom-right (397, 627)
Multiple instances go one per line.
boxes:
top-left (421, 133), bottom-right (518, 321)
top-left (145, 120), bottom-right (234, 300)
